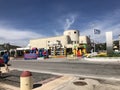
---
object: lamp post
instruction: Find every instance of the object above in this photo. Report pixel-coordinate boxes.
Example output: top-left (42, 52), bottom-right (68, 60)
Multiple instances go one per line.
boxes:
top-left (118, 34), bottom-right (120, 51)
top-left (90, 39), bottom-right (94, 53)
top-left (94, 40), bottom-right (96, 52)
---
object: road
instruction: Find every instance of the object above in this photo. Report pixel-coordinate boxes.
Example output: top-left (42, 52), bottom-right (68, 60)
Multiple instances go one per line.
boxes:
top-left (9, 58), bottom-right (120, 79)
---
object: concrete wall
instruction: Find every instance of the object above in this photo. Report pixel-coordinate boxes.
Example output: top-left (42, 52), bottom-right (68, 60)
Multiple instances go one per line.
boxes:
top-left (30, 35), bottom-right (68, 49)
top-left (64, 30), bottom-right (79, 44)
top-left (79, 36), bottom-right (87, 44)
top-left (29, 30), bottom-right (91, 52)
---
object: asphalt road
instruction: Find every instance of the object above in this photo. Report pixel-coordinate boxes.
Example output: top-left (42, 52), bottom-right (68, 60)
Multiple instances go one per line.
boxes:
top-left (9, 58), bottom-right (120, 79)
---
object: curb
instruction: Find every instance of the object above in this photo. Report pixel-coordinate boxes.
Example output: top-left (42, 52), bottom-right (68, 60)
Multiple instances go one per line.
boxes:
top-left (84, 58), bottom-right (120, 62)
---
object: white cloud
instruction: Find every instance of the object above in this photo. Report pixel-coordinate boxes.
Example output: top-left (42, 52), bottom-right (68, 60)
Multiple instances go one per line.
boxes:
top-left (80, 9), bottom-right (120, 43)
top-left (55, 14), bottom-right (77, 36)
top-left (53, 30), bottom-right (62, 36)
top-left (0, 27), bottom-right (45, 47)
top-left (63, 14), bottom-right (77, 30)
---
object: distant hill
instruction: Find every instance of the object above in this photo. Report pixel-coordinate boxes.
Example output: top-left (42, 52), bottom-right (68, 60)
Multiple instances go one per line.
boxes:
top-left (0, 43), bottom-right (21, 51)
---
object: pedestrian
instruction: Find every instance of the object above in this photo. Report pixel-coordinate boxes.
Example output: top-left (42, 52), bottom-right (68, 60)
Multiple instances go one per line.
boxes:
top-left (43, 50), bottom-right (47, 59)
top-left (3, 51), bottom-right (10, 72)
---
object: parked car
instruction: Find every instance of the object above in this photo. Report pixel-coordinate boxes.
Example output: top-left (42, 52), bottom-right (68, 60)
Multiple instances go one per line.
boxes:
top-left (0, 58), bottom-right (4, 66)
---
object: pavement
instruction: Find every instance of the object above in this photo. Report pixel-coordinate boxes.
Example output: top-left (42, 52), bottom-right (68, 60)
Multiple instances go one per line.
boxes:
top-left (84, 57), bottom-right (120, 62)
top-left (1, 57), bottom-right (120, 90)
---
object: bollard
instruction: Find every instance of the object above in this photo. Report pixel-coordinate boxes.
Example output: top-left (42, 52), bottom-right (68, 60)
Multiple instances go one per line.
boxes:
top-left (20, 71), bottom-right (33, 90)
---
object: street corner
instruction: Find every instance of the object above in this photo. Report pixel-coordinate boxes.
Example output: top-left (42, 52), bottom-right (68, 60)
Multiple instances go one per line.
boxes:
top-left (52, 77), bottom-right (95, 90)
top-left (34, 75), bottom-right (75, 90)
top-left (51, 77), bottom-right (120, 90)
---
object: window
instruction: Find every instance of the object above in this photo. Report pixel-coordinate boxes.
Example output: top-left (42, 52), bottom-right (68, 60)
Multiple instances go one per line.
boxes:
top-left (74, 31), bottom-right (76, 34)
top-left (48, 41), bottom-right (50, 43)
top-left (71, 41), bottom-right (73, 44)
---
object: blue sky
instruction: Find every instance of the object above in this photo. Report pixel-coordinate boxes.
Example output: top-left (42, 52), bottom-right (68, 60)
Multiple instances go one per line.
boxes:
top-left (0, 0), bottom-right (120, 47)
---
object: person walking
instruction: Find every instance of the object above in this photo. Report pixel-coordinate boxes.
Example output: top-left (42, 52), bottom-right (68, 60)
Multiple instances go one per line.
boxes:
top-left (43, 50), bottom-right (47, 59)
top-left (3, 51), bottom-right (10, 72)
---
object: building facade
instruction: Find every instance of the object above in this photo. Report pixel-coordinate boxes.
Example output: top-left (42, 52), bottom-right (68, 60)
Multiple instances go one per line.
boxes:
top-left (29, 30), bottom-right (91, 53)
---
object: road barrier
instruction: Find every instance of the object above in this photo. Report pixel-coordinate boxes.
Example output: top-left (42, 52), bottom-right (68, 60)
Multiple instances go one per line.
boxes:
top-left (20, 71), bottom-right (33, 90)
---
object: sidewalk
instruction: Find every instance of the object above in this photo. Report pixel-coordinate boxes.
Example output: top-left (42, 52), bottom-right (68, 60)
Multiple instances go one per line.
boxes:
top-left (34, 75), bottom-right (75, 90)
top-left (0, 69), bottom-right (120, 90)
top-left (84, 57), bottom-right (120, 62)
top-left (1, 74), bottom-right (120, 90)
top-left (37, 57), bottom-right (120, 64)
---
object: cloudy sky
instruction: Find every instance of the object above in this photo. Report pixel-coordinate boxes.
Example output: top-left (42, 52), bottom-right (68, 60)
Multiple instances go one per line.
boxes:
top-left (0, 0), bottom-right (120, 47)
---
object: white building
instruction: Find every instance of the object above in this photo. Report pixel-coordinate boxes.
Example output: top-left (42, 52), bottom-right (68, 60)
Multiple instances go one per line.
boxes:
top-left (29, 30), bottom-right (91, 53)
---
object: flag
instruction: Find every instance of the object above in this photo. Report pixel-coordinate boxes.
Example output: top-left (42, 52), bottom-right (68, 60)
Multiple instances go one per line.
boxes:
top-left (94, 29), bottom-right (100, 34)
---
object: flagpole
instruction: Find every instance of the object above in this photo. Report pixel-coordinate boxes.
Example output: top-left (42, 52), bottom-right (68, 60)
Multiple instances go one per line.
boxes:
top-left (93, 29), bottom-right (101, 53)
top-left (94, 38), bottom-right (95, 53)
top-left (93, 29), bottom-right (95, 53)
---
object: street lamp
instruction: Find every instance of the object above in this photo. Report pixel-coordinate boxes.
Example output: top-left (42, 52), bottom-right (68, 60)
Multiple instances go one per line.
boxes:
top-left (118, 34), bottom-right (120, 51)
